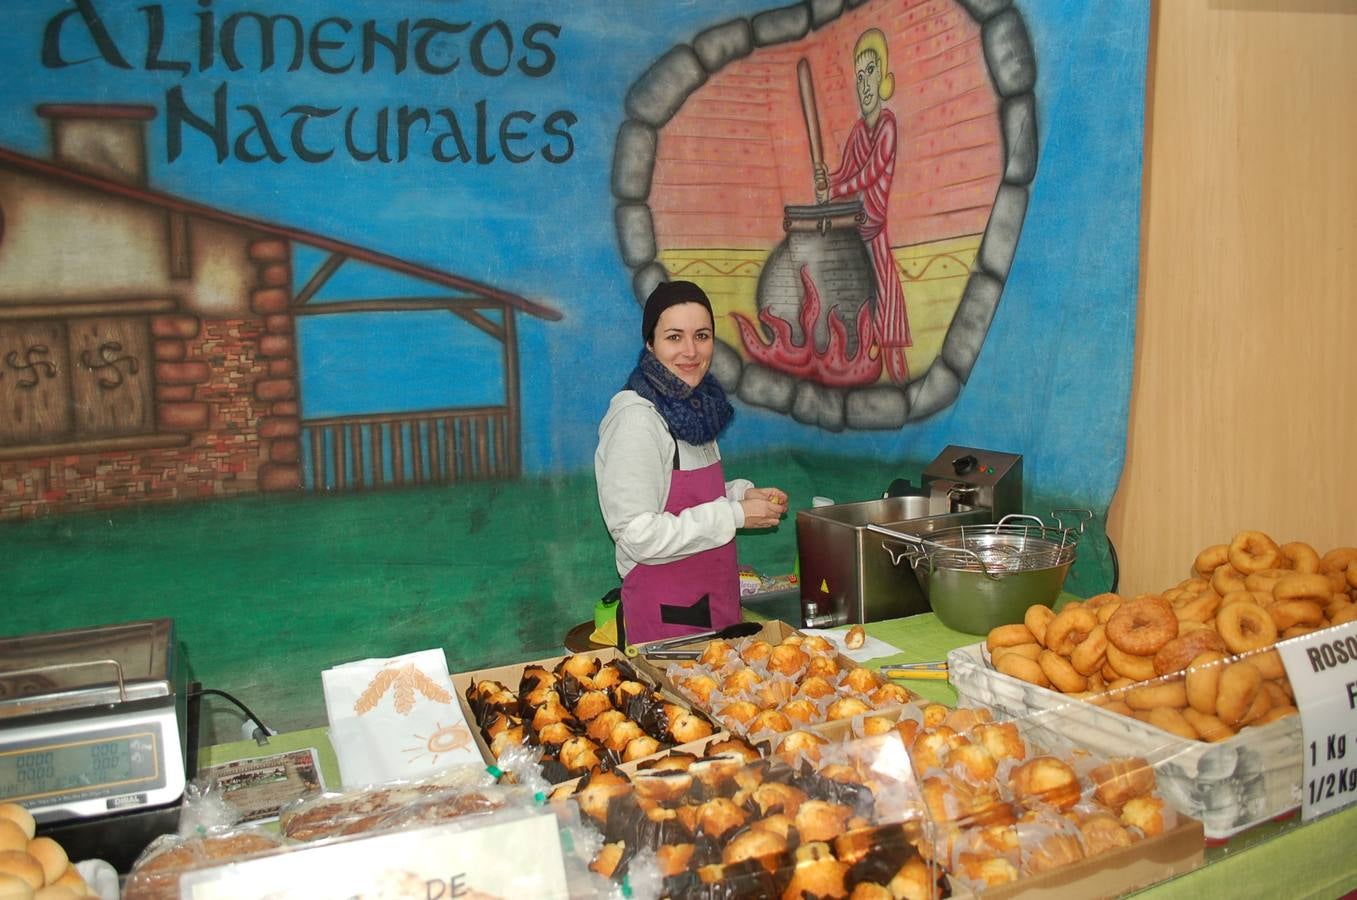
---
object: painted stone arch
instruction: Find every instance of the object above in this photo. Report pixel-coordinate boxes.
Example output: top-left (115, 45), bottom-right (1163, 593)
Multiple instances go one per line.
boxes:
top-left (612, 0), bottom-right (1037, 431)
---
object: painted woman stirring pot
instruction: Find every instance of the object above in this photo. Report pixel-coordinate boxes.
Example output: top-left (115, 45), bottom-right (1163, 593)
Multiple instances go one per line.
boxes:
top-left (815, 28), bottom-right (913, 383)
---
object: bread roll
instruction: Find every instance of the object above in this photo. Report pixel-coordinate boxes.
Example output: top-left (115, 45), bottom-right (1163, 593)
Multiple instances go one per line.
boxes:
top-left (0, 823), bottom-right (26, 854)
top-left (24, 840), bottom-right (66, 887)
top-left (0, 872), bottom-right (34, 900)
top-left (0, 852), bottom-right (42, 891)
top-left (0, 809), bottom-right (33, 843)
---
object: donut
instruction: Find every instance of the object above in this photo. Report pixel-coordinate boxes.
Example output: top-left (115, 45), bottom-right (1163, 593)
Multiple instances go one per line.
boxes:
top-left (1024, 605), bottom-right (1057, 646)
top-left (1332, 604), bottom-right (1357, 626)
top-left (1348, 560), bottom-right (1357, 590)
top-left (987, 623), bottom-right (1036, 652)
top-left (1182, 707), bottom-right (1236, 742)
top-left (1280, 541), bottom-right (1321, 573)
top-left (1211, 564), bottom-right (1248, 596)
top-left (1105, 644), bottom-right (1158, 682)
top-left (1107, 598), bottom-right (1179, 656)
top-left (1084, 592), bottom-right (1122, 609)
top-left (1269, 599), bottom-right (1325, 631)
top-left (1153, 628), bottom-right (1228, 676)
top-left (1244, 568), bottom-right (1290, 593)
top-left (1045, 607), bottom-right (1098, 656)
top-left (1221, 591), bottom-right (1259, 613)
top-left (1193, 544), bottom-right (1230, 577)
top-left (1274, 572), bottom-right (1332, 604)
top-left (1282, 624), bottom-right (1321, 639)
top-left (992, 642), bottom-right (1043, 662)
top-left (1319, 547), bottom-right (1357, 574)
top-left (1174, 590), bottom-right (1222, 624)
top-left (1254, 705), bottom-right (1299, 725)
top-left (1125, 680), bottom-right (1188, 710)
top-left (1237, 686), bottom-right (1274, 726)
top-left (1216, 602), bottom-right (1279, 654)
top-left (1146, 707), bottom-right (1199, 740)
top-left (1071, 625), bottom-right (1109, 676)
top-left (1185, 651), bottom-right (1226, 714)
top-left (1038, 649), bottom-right (1088, 693)
top-left (1228, 531), bottom-right (1281, 574)
top-left (995, 652), bottom-right (1050, 688)
top-left (1215, 662), bottom-right (1263, 726)
top-left (1096, 600), bottom-right (1123, 624)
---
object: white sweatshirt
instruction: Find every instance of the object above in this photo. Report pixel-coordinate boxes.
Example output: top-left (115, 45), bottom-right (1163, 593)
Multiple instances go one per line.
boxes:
top-left (595, 390), bottom-right (753, 578)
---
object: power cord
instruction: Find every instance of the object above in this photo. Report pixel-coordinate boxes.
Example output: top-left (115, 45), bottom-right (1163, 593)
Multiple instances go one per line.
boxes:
top-left (188, 686), bottom-right (273, 742)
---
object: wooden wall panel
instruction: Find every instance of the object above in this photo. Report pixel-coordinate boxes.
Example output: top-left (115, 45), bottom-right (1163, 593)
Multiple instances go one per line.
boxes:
top-left (1108, 1), bottom-right (1357, 593)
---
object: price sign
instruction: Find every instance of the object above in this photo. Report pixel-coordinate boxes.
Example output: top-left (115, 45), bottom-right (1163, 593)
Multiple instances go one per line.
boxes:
top-left (1276, 620), bottom-right (1357, 822)
top-left (181, 811), bottom-right (570, 899)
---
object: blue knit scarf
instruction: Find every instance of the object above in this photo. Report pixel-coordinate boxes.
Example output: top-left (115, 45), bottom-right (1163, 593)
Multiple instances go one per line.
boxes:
top-left (626, 349), bottom-right (734, 445)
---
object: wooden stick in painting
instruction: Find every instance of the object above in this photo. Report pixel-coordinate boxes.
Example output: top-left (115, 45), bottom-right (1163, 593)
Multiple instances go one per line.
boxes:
top-left (797, 58), bottom-right (826, 197)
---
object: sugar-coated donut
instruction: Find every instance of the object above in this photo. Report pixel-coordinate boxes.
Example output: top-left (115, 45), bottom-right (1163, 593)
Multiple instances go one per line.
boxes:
top-left (1107, 598), bottom-right (1179, 656)
top-left (1153, 628), bottom-right (1228, 676)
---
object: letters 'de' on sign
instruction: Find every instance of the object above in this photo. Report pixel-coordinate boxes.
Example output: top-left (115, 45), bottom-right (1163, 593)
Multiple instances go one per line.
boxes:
top-left (1276, 620), bottom-right (1357, 821)
top-left (179, 811), bottom-right (569, 899)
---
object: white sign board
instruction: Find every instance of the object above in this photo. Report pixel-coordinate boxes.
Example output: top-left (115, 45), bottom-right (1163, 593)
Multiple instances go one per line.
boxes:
top-left (1276, 621), bottom-right (1357, 822)
top-left (180, 811), bottom-right (569, 899)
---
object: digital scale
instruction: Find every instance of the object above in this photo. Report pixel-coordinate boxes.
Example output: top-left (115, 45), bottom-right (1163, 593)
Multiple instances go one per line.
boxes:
top-left (0, 618), bottom-right (196, 872)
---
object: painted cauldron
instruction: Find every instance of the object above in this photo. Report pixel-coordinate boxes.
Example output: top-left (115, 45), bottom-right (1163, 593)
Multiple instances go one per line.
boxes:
top-left (754, 199), bottom-right (875, 357)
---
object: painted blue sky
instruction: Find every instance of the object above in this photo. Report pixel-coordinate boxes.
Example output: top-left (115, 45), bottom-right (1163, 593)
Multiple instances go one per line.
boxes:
top-left (0, 0), bottom-right (1149, 506)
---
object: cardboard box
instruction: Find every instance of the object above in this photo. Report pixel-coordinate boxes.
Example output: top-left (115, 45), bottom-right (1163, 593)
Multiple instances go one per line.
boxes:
top-left (947, 816), bottom-right (1205, 899)
top-left (634, 619), bottom-right (919, 743)
top-left (451, 647), bottom-right (721, 781)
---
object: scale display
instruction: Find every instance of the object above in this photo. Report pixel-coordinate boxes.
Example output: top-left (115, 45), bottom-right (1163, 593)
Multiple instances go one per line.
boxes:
top-left (0, 727), bottom-right (162, 806)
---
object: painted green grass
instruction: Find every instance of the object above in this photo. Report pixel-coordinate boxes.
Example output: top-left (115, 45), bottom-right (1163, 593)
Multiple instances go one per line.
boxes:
top-left (1, 450), bottom-right (1114, 743)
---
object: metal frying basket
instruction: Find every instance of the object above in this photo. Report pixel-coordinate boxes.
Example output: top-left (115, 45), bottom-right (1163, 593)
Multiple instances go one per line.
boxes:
top-left (867, 511), bottom-right (1091, 633)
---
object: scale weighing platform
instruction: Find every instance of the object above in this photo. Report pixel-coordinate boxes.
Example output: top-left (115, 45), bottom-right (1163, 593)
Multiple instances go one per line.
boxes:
top-left (0, 618), bottom-right (197, 872)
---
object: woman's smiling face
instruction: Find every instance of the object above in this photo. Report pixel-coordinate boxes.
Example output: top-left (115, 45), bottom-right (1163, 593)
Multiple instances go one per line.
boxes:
top-left (648, 301), bottom-right (714, 389)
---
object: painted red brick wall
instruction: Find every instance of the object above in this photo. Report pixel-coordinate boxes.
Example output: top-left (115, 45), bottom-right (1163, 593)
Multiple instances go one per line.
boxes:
top-left (652, 0), bottom-right (1001, 249)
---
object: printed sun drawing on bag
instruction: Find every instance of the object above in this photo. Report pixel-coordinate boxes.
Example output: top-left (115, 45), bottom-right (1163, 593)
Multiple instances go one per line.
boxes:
top-left (404, 722), bottom-right (476, 767)
top-left (353, 662), bottom-right (453, 716)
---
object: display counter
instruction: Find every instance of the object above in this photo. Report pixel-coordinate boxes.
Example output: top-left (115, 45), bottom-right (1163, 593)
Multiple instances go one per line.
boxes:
top-left (198, 610), bottom-right (1357, 899)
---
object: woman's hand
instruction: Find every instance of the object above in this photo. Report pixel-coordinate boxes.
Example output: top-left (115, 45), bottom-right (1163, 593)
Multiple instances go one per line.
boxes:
top-left (740, 486), bottom-right (788, 529)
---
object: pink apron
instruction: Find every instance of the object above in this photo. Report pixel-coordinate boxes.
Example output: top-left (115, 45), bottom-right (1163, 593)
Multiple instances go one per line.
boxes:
top-left (619, 444), bottom-right (741, 645)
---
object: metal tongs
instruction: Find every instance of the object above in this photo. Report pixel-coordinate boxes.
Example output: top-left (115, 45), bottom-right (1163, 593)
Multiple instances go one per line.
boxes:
top-left (634, 621), bottom-right (763, 660)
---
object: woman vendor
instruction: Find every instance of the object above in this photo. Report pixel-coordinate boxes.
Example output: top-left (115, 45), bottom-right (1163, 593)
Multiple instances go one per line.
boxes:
top-left (595, 281), bottom-right (789, 644)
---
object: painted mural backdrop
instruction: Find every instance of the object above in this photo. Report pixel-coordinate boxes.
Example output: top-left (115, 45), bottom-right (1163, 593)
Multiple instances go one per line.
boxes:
top-left (0, 1), bottom-right (1149, 736)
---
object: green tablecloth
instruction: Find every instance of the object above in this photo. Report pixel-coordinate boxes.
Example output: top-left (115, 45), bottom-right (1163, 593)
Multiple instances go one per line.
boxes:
top-left (200, 613), bottom-right (1357, 899)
